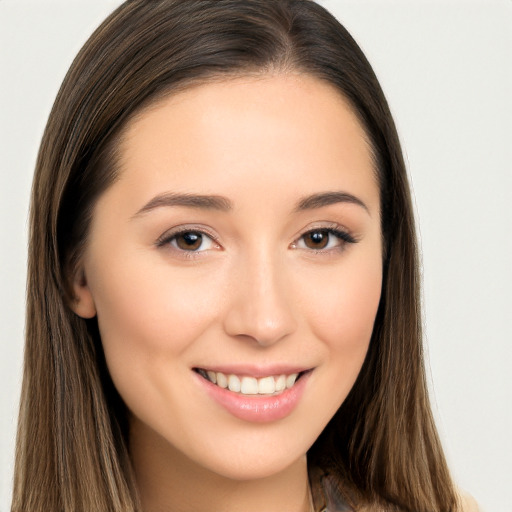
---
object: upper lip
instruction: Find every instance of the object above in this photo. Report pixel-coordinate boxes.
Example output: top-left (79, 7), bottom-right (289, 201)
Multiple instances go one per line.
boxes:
top-left (193, 364), bottom-right (312, 378)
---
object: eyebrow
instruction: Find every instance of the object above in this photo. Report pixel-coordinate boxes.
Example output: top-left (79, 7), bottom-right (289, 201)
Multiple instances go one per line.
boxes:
top-left (134, 192), bottom-right (233, 217)
top-left (294, 191), bottom-right (370, 214)
top-left (133, 190), bottom-right (369, 218)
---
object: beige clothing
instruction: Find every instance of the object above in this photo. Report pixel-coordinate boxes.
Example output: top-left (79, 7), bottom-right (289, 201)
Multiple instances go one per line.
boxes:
top-left (310, 467), bottom-right (480, 512)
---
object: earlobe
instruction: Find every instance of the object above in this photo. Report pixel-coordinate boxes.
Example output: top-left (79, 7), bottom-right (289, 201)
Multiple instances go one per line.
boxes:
top-left (70, 267), bottom-right (97, 319)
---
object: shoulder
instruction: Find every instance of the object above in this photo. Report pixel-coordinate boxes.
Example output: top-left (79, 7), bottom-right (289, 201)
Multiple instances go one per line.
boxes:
top-left (458, 489), bottom-right (481, 512)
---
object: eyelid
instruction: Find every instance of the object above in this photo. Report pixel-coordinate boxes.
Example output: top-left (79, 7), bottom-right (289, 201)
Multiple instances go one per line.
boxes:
top-left (291, 222), bottom-right (358, 251)
top-left (155, 225), bottom-right (221, 253)
top-left (155, 222), bottom-right (357, 257)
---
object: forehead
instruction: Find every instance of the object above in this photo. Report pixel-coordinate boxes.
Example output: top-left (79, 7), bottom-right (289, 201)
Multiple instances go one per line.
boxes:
top-left (110, 73), bottom-right (378, 215)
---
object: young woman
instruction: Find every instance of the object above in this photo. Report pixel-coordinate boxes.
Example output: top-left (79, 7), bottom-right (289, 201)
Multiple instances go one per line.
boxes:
top-left (12, 1), bottom-right (478, 511)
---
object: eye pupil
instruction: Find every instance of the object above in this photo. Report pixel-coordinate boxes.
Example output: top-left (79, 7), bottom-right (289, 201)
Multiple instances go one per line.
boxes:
top-left (304, 230), bottom-right (329, 249)
top-left (176, 232), bottom-right (202, 250)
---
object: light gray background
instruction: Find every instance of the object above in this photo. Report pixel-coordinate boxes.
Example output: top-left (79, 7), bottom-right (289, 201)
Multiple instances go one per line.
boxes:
top-left (1, 1), bottom-right (510, 510)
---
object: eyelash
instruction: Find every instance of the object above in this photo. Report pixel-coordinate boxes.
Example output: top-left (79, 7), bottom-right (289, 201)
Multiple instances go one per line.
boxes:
top-left (292, 227), bottom-right (357, 253)
top-left (156, 227), bottom-right (220, 256)
top-left (156, 226), bottom-right (357, 257)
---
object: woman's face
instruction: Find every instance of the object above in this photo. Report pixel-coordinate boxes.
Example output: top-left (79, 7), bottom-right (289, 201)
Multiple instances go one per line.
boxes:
top-left (73, 74), bottom-right (382, 481)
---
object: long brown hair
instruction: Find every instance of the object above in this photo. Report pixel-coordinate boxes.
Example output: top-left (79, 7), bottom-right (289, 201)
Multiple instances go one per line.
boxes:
top-left (13, 1), bottom-right (458, 511)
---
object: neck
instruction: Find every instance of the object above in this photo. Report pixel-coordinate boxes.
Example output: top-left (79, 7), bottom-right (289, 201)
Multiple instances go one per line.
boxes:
top-left (129, 417), bottom-right (312, 512)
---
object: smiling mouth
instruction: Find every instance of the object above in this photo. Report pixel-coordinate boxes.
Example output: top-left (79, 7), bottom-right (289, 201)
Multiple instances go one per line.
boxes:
top-left (194, 368), bottom-right (309, 396)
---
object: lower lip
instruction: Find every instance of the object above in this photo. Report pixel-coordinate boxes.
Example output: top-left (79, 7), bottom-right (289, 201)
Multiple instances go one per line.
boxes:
top-left (196, 371), bottom-right (311, 423)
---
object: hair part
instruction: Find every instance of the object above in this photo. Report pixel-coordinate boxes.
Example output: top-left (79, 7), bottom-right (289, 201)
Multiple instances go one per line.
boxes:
top-left (14, 1), bottom-right (458, 511)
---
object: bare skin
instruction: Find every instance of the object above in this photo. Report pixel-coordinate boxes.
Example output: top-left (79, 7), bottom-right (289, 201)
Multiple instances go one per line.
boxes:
top-left (130, 420), bottom-right (311, 512)
top-left (72, 74), bottom-right (382, 512)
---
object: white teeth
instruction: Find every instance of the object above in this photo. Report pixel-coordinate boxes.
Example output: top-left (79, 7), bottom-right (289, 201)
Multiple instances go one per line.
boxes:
top-left (240, 376), bottom-right (258, 395)
top-left (201, 370), bottom-right (302, 395)
top-left (216, 372), bottom-right (228, 388)
top-left (275, 374), bottom-right (286, 392)
top-left (286, 373), bottom-right (299, 389)
top-left (228, 374), bottom-right (241, 392)
top-left (258, 376), bottom-right (275, 394)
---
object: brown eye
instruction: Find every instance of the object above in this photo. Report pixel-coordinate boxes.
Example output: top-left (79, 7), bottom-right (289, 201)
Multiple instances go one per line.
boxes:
top-left (302, 230), bottom-right (330, 249)
top-left (294, 228), bottom-right (355, 252)
top-left (175, 232), bottom-right (204, 251)
top-left (157, 228), bottom-right (218, 253)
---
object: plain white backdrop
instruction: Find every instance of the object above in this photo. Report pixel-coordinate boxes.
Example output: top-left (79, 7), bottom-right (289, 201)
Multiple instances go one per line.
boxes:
top-left (1, 1), bottom-right (510, 511)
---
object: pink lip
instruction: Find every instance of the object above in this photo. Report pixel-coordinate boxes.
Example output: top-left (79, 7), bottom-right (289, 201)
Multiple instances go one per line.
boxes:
top-left (194, 370), bottom-right (312, 423)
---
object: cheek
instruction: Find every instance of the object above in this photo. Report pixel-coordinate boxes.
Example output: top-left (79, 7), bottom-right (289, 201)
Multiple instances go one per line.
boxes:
top-left (301, 257), bottom-right (382, 420)
top-left (87, 256), bottom-right (223, 385)
top-left (305, 256), bottom-right (382, 353)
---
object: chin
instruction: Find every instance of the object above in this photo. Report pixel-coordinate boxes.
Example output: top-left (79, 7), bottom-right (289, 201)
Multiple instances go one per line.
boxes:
top-left (199, 451), bottom-right (307, 482)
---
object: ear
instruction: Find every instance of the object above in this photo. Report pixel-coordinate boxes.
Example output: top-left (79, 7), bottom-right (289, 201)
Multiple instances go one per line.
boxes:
top-left (70, 266), bottom-right (97, 319)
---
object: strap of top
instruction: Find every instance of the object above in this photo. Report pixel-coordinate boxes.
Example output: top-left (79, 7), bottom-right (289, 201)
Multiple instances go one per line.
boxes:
top-left (309, 466), bottom-right (356, 512)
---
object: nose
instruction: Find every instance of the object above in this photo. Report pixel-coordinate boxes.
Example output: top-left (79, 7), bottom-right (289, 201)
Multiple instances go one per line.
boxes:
top-left (223, 250), bottom-right (297, 347)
